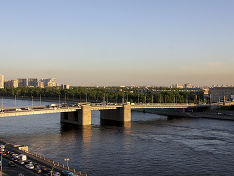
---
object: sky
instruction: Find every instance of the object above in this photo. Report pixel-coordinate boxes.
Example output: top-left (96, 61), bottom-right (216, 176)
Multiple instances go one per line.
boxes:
top-left (0, 0), bottom-right (233, 86)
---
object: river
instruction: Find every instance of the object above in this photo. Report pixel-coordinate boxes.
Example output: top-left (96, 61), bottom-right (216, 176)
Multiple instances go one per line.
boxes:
top-left (0, 98), bottom-right (234, 176)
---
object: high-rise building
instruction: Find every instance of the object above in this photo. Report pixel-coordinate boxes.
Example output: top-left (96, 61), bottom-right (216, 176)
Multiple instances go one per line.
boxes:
top-left (41, 78), bottom-right (56, 87)
top-left (28, 78), bottom-right (38, 87)
top-left (171, 84), bottom-right (184, 89)
top-left (0, 74), bottom-right (4, 88)
top-left (4, 80), bottom-right (18, 88)
top-left (37, 81), bottom-right (44, 88)
top-left (61, 84), bottom-right (70, 89)
top-left (18, 78), bottom-right (28, 87)
top-left (184, 83), bottom-right (193, 89)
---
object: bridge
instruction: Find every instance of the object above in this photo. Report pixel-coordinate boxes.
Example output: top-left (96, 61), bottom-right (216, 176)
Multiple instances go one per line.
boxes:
top-left (0, 103), bottom-right (206, 126)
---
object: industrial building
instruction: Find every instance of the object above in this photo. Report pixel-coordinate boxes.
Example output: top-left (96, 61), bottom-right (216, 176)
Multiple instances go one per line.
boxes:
top-left (210, 87), bottom-right (234, 102)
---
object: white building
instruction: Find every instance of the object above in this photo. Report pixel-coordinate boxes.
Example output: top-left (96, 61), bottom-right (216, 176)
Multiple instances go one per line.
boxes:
top-left (171, 84), bottom-right (184, 89)
top-left (4, 80), bottom-right (18, 88)
top-left (41, 78), bottom-right (56, 87)
top-left (61, 84), bottom-right (70, 89)
top-left (0, 74), bottom-right (4, 88)
top-left (184, 83), bottom-right (193, 89)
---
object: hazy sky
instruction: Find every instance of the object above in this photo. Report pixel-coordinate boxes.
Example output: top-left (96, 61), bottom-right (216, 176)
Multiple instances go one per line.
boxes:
top-left (0, 0), bottom-right (233, 86)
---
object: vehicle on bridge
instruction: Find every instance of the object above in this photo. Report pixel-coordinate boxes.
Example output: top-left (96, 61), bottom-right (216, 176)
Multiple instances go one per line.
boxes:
top-left (49, 104), bottom-right (58, 109)
top-left (25, 163), bottom-right (34, 169)
top-left (61, 170), bottom-right (77, 176)
top-left (21, 107), bottom-right (32, 111)
top-left (35, 106), bottom-right (46, 109)
top-left (18, 154), bottom-right (27, 161)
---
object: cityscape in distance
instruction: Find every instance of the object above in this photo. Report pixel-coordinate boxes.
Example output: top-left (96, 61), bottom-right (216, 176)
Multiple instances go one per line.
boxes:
top-left (0, 1), bottom-right (234, 176)
top-left (1, 73), bottom-right (234, 104)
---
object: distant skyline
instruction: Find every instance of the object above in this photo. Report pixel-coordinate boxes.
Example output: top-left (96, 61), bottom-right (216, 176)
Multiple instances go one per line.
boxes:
top-left (0, 0), bottom-right (234, 86)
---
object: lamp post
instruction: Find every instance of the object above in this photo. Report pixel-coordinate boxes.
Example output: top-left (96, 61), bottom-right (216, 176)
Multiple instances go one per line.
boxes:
top-left (50, 164), bottom-right (55, 176)
top-left (0, 147), bottom-right (4, 176)
top-left (1, 97), bottom-right (3, 113)
top-left (15, 95), bottom-right (16, 108)
top-left (64, 94), bottom-right (67, 104)
top-left (59, 95), bottom-right (60, 107)
top-left (85, 93), bottom-right (87, 103)
top-left (64, 158), bottom-right (70, 168)
top-left (116, 95), bottom-right (118, 104)
top-left (103, 93), bottom-right (105, 104)
top-left (0, 151), bottom-right (2, 176)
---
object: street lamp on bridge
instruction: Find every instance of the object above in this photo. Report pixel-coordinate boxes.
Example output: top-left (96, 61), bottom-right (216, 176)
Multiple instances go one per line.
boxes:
top-left (50, 164), bottom-right (55, 176)
top-left (0, 146), bottom-right (5, 176)
top-left (64, 158), bottom-right (70, 168)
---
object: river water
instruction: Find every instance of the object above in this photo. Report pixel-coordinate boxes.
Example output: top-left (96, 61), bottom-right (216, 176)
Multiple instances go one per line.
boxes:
top-left (0, 98), bottom-right (234, 176)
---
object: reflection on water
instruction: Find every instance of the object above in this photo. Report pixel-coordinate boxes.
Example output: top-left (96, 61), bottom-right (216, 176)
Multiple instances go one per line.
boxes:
top-left (1, 99), bottom-right (234, 175)
top-left (100, 119), bottom-right (131, 128)
top-left (61, 124), bottom-right (92, 145)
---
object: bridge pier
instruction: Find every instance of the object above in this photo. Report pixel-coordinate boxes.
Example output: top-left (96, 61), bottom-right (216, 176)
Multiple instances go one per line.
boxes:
top-left (61, 105), bottom-right (91, 126)
top-left (100, 105), bottom-right (131, 125)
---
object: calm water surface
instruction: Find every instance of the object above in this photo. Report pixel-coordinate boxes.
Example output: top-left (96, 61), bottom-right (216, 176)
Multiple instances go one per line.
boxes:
top-left (0, 98), bottom-right (234, 176)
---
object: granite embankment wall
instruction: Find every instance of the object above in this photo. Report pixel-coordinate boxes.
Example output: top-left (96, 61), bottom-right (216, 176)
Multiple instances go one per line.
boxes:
top-left (0, 140), bottom-right (87, 176)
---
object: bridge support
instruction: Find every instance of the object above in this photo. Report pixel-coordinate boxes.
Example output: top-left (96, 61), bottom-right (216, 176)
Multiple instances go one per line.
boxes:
top-left (61, 105), bottom-right (91, 126)
top-left (100, 105), bottom-right (131, 125)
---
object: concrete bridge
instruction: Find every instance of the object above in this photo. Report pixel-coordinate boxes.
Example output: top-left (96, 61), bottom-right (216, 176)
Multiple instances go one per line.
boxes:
top-left (0, 103), bottom-right (206, 126)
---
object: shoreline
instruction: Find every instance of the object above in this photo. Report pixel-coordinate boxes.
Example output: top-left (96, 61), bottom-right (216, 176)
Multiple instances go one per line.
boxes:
top-left (0, 139), bottom-right (87, 176)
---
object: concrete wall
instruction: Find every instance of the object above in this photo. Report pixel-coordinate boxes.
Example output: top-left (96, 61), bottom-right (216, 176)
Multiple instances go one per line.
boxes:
top-left (61, 105), bottom-right (131, 126)
top-left (79, 105), bottom-right (91, 125)
top-left (61, 105), bottom-right (91, 126)
top-left (100, 104), bottom-right (131, 122)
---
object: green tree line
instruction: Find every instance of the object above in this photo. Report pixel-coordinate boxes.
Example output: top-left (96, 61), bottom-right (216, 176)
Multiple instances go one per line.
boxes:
top-left (0, 87), bottom-right (206, 104)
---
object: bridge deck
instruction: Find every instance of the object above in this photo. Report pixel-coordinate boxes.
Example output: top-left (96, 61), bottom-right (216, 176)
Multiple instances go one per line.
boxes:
top-left (0, 103), bottom-right (202, 118)
top-left (0, 107), bottom-right (78, 117)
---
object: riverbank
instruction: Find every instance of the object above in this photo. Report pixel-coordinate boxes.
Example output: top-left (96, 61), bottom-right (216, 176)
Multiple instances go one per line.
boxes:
top-left (0, 139), bottom-right (87, 176)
